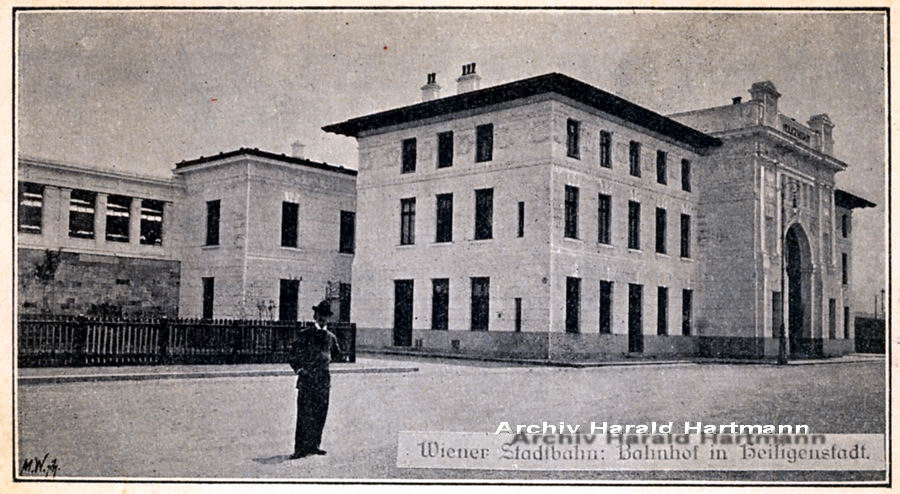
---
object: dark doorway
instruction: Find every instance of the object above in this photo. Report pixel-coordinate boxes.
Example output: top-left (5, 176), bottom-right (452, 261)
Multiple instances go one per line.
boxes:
top-left (279, 279), bottom-right (299, 321)
top-left (339, 283), bottom-right (352, 323)
top-left (785, 225), bottom-right (813, 357)
top-left (628, 283), bottom-right (643, 353)
top-left (393, 280), bottom-right (414, 346)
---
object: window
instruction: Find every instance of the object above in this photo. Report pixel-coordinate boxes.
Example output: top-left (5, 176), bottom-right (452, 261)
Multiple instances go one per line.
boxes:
top-left (599, 131), bottom-right (612, 168)
top-left (844, 306), bottom-right (851, 339)
top-left (599, 281), bottom-right (613, 334)
top-left (339, 211), bottom-right (355, 253)
top-left (140, 199), bottom-right (164, 245)
top-left (656, 151), bottom-right (667, 185)
top-left (476, 123), bottom-right (493, 162)
top-left (401, 138), bottom-right (417, 173)
top-left (657, 286), bottom-right (669, 335)
top-left (772, 291), bottom-right (783, 337)
top-left (841, 214), bottom-right (850, 238)
top-left (514, 298), bottom-right (523, 332)
top-left (517, 202), bottom-right (525, 238)
top-left (566, 119), bottom-right (580, 159)
top-left (205, 200), bottom-right (220, 246)
top-left (202, 277), bottom-right (215, 320)
top-left (598, 194), bottom-right (612, 245)
top-left (842, 253), bottom-right (848, 284)
top-left (474, 188), bottom-right (493, 240)
top-left (69, 189), bottom-right (97, 239)
top-left (681, 159), bottom-right (692, 192)
top-left (655, 207), bottom-right (667, 254)
top-left (437, 131), bottom-right (454, 168)
top-left (436, 193), bottom-right (453, 243)
top-left (629, 141), bottom-right (641, 177)
top-left (682, 289), bottom-right (693, 336)
top-left (564, 185), bottom-right (579, 239)
top-left (18, 182), bottom-right (43, 234)
top-left (432, 279), bottom-right (449, 330)
top-left (400, 198), bottom-right (416, 245)
top-left (829, 299), bottom-right (837, 339)
top-left (105, 195), bottom-right (131, 242)
top-left (628, 200), bottom-right (640, 250)
top-left (471, 277), bottom-right (490, 331)
top-left (279, 279), bottom-right (299, 321)
top-left (566, 277), bottom-right (581, 333)
top-left (337, 283), bottom-right (352, 322)
top-left (680, 214), bottom-right (691, 258)
top-left (281, 201), bottom-right (299, 248)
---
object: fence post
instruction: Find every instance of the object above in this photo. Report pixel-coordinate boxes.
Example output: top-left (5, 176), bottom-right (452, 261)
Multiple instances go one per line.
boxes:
top-left (74, 315), bottom-right (88, 367)
top-left (159, 317), bottom-right (170, 365)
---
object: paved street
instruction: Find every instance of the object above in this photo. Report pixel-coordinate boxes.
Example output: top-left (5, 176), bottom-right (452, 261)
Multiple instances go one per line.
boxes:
top-left (16, 357), bottom-right (886, 481)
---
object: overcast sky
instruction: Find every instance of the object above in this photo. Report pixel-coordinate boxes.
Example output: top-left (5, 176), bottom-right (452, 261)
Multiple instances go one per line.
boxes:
top-left (15, 9), bottom-right (886, 310)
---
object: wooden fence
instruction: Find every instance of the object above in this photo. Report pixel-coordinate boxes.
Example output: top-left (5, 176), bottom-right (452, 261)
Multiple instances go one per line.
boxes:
top-left (17, 314), bottom-right (356, 367)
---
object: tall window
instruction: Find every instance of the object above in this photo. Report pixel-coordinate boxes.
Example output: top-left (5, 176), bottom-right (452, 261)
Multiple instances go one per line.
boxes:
top-left (69, 189), bottom-right (97, 239)
top-left (400, 198), bottom-right (416, 245)
top-left (599, 281), bottom-right (613, 334)
top-left (437, 131), bottom-right (454, 168)
top-left (598, 194), bottom-right (611, 245)
top-left (401, 138), bottom-right (417, 173)
top-left (844, 306), bottom-right (851, 339)
top-left (657, 286), bottom-right (669, 335)
top-left (474, 188), bottom-right (493, 240)
top-left (829, 299), bottom-right (837, 339)
top-left (432, 279), bottom-right (449, 330)
top-left (655, 207), bottom-right (667, 254)
top-left (680, 214), bottom-right (691, 258)
top-left (566, 277), bottom-right (581, 333)
top-left (471, 277), bottom-right (490, 331)
top-left (201, 277), bottom-right (215, 320)
top-left (436, 193), bottom-right (453, 243)
top-left (105, 195), bottom-right (131, 242)
top-left (514, 298), bottom-right (523, 332)
top-left (517, 201), bottom-right (525, 238)
top-left (339, 210), bottom-right (355, 253)
top-left (682, 289), bottom-right (693, 336)
top-left (656, 151), bottom-right (667, 185)
top-left (629, 141), bottom-right (641, 177)
top-left (628, 200), bottom-right (640, 250)
top-left (476, 123), bottom-right (493, 162)
top-left (681, 159), bottom-right (692, 192)
top-left (140, 199), bottom-right (164, 245)
top-left (564, 185), bottom-right (579, 239)
top-left (841, 253), bottom-right (848, 284)
top-left (279, 279), bottom-right (300, 322)
top-left (281, 201), bottom-right (299, 247)
top-left (205, 199), bottom-right (220, 246)
top-left (599, 131), bottom-right (612, 168)
top-left (18, 182), bottom-right (43, 234)
top-left (566, 119), bottom-right (581, 159)
top-left (339, 283), bottom-right (352, 322)
top-left (841, 214), bottom-right (850, 238)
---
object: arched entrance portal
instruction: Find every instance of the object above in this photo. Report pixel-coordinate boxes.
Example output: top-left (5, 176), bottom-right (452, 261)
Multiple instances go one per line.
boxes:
top-left (785, 224), bottom-right (815, 358)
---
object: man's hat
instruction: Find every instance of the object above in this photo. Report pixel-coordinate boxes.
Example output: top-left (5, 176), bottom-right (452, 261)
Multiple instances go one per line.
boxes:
top-left (312, 300), bottom-right (333, 317)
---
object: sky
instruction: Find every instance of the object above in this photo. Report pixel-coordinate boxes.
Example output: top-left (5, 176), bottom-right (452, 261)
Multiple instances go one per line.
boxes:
top-left (15, 9), bottom-right (887, 310)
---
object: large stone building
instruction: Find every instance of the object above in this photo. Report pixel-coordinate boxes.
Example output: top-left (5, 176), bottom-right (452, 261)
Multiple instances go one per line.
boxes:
top-left (324, 67), bottom-right (874, 359)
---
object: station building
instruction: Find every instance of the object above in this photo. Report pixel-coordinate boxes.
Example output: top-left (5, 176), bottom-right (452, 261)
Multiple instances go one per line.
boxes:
top-left (324, 66), bottom-right (874, 359)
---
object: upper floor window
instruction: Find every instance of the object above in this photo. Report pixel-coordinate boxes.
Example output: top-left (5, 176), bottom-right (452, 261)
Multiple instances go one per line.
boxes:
top-left (205, 199), bottom-right (220, 246)
top-left (598, 193), bottom-right (612, 245)
top-left (629, 141), bottom-right (641, 177)
top-left (599, 131), bottom-right (612, 168)
top-left (105, 195), bottom-right (131, 243)
top-left (681, 159), bottom-right (692, 192)
top-left (566, 119), bottom-right (581, 159)
top-left (656, 151), bottom-right (667, 185)
top-left (69, 189), bottom-right (97, 239)
top-left (564, 185), bottom-right (579, 239)
top-left (841, 214), bottom-right (850, 238)
top-left (655, 207), bottom-right (667, 254)
top-left (474, 188), bottom-right (493, 240)
top-left (339, 210), bottom-right (355, 253)
top-left (628, 200), bottom-right (641, 250)
top-left (400, 198), bottom-right (416, 245)
top-left (680, 214), bottom-right (692, 258)
top-left (140, 199), bottom-right (164, 246)
top-left (18, 182), bottom-right (43, 234)
top-left (476, 123), bottom-right (493, 163)
top-left (281, 201), bottom-right (299, 248)
top-left (437, 131), bottom-right (454, 168)
top-left (401, 138), bottom-right (417, 173)
top-left (436, 193), bottom-right (453, 243)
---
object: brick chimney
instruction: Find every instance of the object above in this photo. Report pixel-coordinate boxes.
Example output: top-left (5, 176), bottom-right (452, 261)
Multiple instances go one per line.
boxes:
top-left (291, 141), bottom-right (305, 159)
top-left (421, 72), bottom-right (441, 102)
top-left (456, 63), bottom-right (481, 94)
top-left (749, 81), bottom-right (781, 126)
top-left (808, 114), bottom-right (835, 155)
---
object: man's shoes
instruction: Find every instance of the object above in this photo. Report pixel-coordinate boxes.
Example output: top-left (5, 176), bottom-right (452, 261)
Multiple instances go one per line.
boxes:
top-left (289, 451), bottom-right (311, 459)
top-left (312, 448), bottom-right (327, 455)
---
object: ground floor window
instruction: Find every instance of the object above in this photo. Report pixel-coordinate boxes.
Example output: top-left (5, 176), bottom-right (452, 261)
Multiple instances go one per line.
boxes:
top-left (471, 277), bottom-right (490, 331)
top-left (202, 277), bottom-right (215, 320)
top-left (566, 277), bottom-right (581, 333)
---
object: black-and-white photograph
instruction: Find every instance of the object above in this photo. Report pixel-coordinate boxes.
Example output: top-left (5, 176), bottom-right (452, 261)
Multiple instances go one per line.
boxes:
top-left (9, 6), bottom-right (890, 487)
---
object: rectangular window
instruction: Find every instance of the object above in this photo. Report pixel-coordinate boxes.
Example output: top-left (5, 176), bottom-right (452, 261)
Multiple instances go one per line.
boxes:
top-left (69, 189), bottom-right (97, 239)
top-left (841, 214), bottom-right (850, 238)
top-left (680, 214), bottom-right (691, 258)
top-left (202, 277), bottom-right (215, 320)
top-left (628, 200), bottom-right (640, 250)
top-left (401, 138), bottom-right (417, 173)
top-left (432, 279), bottom-right (449, 330)
top-left (629, 141), bottom-right (641, 177)
top-left (682, 289), bottom-right (693, 336)
top-left (656, 151), bottom-right (667, 185)
top-left (514, 298), bottom-right (523, 332)
top-left (339, 210), bottom-right (355, 253)
top-left (657, 286), bottom-right (669, 335)
top-left (474, 188), bottom-right (493, 240)
top-left (599, 131), bottom-right (612, 168)
top-left (18, 182), bottom-right (43, 234)
top-left (105, 195), bottom-right (131, 243)
top-left (844, 306), bottom-right (851, 339)
top-left (842, 253), bottom-right (848, 284)
top-left (598, 194), bottom-right (612, 245)
top-left (279, 279), bottom-right (300, 322)
top-left (599, 281), bottom-right (613, 334)
top-left (566, 277), bottom-right (581, 333)
top-left (828, 298), bottom-right (837, 339)
top-left (564, 185), bottom-right (579, 239)
top-left (140, 199), bottom-right (164, 246)
top-left (436, 193), bottom-right (453, 243)
top-left (655, 207), bottom-right (667, 254)
top-left (339, 283), bottom-right (352, 323)
top-left (773, 291), bottom-right (783, 337)
top-left (400, 198), bottom-right (416, 245)
top-left (437, 131), bottom-right (454, 168)
top-left (205, 199), bottom-right (220, 246)
top-left (681, 159), bottom-right (692, 192)
top-left (281, 201), bottom-right (299, 247)
top-left (566, 118), bottom-right (580, 159)
top-left (517, 201), bottom-right (525, 238)
top-left (471, 277), bottom-right (490, 331)
top-left (476, 123), bottom-right (493, 162)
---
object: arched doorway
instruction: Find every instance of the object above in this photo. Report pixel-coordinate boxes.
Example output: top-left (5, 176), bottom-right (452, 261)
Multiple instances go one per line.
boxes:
top-left (785, 224), bottom-right (814, 358)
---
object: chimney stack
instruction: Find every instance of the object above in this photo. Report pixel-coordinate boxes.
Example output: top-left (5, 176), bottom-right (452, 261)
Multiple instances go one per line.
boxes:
top-left (421, 72), bottom-right (441, 102)
top-left (291, 141), bottom-right (305, 159)
top-left (749, 81), bottom-right (781, 126)
top-left (456, 62), bottom-right (481, 94)
top-left (808, 114), bottom-right (835, 155)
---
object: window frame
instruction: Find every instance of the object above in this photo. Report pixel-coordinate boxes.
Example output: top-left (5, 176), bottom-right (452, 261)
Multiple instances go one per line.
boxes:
top-left (281, 201), bottom-right (299, 248)
top-left (599, 131), bottom-right (612, 168)
top-left (339, 210), bottom-right (355, 253)
top-left (435, 193), bottom-right (454, 243)
top-left (628, 200), bottom-right (641, 250)
top-left (656, 150), bottom-right (668, 185)
top-left (475, 123), bottom-right (494, 163)
top-left (437, 131), bottom-right (454, 168)
top-left (18, 182), bottom-right (44, 234)
top-left (629, 141), bottom-right (641, 177)
top-left (474, 188), bottom-right (494, 240)
top-left (564, 185), bottom-right (579, 239)
top-left (401, 138), bottom-right (417, 173)
top-left (566, 118), bottom-right (581, 159)
top-left (205, 199), bottom-right (220, 246)
top-left (400, 197), bottom-right (416, 245)
top-left (655, 207), bottom-right (667, 254)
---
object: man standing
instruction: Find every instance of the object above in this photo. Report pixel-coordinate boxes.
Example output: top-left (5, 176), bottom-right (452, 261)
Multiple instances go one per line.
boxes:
top-left (289, 300), bottom-right (341, 459)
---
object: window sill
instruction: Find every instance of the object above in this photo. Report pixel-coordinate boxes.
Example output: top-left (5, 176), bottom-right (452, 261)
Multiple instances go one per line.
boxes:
top-left (280, 245), bottom-right (301, 251)
top-left (597, 242), bottom-right (614, 249)
top-left (470, 238), bottom-right (494, 243)
top-left (563, 236), bottom-right (582, 243)
top-left (680, 256), bottom-right (694, 262)
top-left (431, 241), bottom-right (454, 246)
top-left (627, 248), bottom-right (642, 253)
top-left (655, 252), bottom-right (669, 258)
top-left (201, 244), bottom-right (221, 250)
top-left (396, 243), bottom-right (416, 249)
